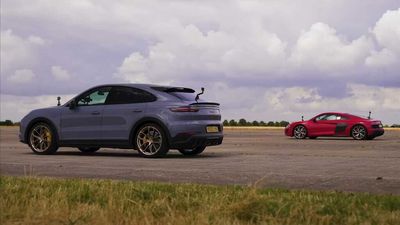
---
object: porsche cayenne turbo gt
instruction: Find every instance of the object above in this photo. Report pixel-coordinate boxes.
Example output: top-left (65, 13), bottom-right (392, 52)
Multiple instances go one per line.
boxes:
top-left (285, 112), bottom-right (384, 140)
top-left (19, 84), bottom-right (223, 157)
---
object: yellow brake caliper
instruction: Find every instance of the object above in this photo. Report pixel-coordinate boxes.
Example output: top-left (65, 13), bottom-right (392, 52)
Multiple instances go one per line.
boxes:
top-left (45, 131), bottom-right (52, 143)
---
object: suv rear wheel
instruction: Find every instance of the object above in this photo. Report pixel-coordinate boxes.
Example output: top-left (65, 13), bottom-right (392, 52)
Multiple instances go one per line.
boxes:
top-left (136, 123), bottom-right (169, 157)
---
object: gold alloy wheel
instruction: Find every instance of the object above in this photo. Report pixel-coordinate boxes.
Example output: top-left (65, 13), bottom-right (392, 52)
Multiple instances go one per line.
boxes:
top-left (29, 125), bottom-right (52, 152)
top-left (136, 126), bottom-right (163, 156)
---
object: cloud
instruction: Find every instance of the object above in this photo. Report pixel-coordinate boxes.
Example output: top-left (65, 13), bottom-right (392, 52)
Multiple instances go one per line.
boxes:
top-left (117, 52), bottom-right (152, 84)
top-left (0, 30), bottom-right (45, 73)
top-left (365, 48), bottom-right (398, 67)
top-left (289, 23), bottom-right (372, 72)
top-left (372, 8), bottom-right (400, 54)
top-left (1, 1), bottom-right (400, 124)
top-left (51, 66), bottom-right (71, 80)
top-left (7, 69), bottom-right (35, 83)
top-left (366, 8), bottom-right (400, 68)
top-left (115, 20), bottom-right (379, 91)
top-left (263, 84), bottom-right (400, 113)
top-left (116, 22), bottom-right (287, 85)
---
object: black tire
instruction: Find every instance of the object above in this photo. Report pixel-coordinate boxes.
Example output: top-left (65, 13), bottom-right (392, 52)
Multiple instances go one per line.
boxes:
top-left (351, 125), bottom-right (367, 140)
top-left (293, 125), bottom-right (307, 139)
top-left (78, 147), bottom-right (100, 153)
top-left (178, 146), bottom-right (206, 156)
top-left (28, 122), bottom-right (59, 154)
top-left (135, 123), bottom-right (169, 158)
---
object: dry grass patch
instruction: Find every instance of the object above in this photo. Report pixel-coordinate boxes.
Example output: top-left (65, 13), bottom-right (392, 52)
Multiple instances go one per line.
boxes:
top-left (1, 176), bottom-right (399, 225)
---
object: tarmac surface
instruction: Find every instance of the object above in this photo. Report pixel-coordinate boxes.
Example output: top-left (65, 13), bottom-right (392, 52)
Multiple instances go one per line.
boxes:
top-left (1, 126), bottom-right (399, 194)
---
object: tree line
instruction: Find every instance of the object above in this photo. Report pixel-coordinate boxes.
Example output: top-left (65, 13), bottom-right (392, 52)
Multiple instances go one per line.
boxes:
top-left (0, 120), bottom-right (16, 126)
top-left (223, 119), bottom-right (290, 127)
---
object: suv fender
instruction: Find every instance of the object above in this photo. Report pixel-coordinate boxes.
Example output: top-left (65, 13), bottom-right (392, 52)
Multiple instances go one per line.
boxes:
top-left (129, 117), bottom-right (171, 148)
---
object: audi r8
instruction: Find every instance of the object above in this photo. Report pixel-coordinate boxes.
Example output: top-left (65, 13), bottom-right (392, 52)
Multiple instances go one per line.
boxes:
top-left (285, 112), bottom-right (384, 140)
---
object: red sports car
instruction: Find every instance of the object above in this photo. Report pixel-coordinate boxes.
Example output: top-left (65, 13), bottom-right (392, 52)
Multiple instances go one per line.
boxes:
top-left (285, 112), bottom-right (384, 140)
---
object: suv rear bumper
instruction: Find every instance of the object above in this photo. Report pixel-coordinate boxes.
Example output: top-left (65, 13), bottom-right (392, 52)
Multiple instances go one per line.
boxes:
top-left (170, 133), bottom-right (223, 149)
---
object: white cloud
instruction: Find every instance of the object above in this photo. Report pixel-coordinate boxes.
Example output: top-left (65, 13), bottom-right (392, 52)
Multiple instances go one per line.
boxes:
top-left (372, 8), bottom-right (400, 54)
top-left (116, 52), bottom-right (153, 84)
top-left (51, 66), bottom-right (71, 80)
top-left (0, 30), bottom-right (45, 74)
top-left (289, 23), bottom-right (372, 72)
top-left (116, 22), bottom-right (287, 84)
top-left (261, 84), bottom-right (400, 119)
top-left (7, 69), bottom-right (35, 83)
top-left (365, 48), bottom-right (398, 67)
top-left (366, 8), bottom-right (400, 68)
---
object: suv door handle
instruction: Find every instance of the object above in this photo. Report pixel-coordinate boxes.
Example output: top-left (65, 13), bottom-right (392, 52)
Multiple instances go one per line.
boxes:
top-left (132, 110), bottom-right (143, 113)
top-left (91, 111), bottom-right (101, 115)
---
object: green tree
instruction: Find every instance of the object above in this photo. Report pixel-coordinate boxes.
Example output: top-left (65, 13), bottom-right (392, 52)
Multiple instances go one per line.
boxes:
top-left (228, 119), bottom-right (237, 126)
top-left (0, 120), bottom-right (14, 126)
top-left (279, 121), bottom-right (290, 127)
top-left (223, 120), bottom-right (229, 126)
top-left (259, 121), bottom-right (266, 126)
top-left (267, 121), bottom-right (274, 126)
top-left (252, 120), bottom-right (259, 126)
top-left (238, 118), bottom-right (247, 126)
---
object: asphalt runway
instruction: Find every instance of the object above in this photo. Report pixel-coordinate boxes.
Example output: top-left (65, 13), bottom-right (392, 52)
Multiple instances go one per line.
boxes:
top-left (1, 127), bottom-right (399, 194)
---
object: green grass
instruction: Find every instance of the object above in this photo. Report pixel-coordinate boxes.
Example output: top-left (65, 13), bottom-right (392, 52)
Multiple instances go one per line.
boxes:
top-left (1, 176), bottom-right (399, 225)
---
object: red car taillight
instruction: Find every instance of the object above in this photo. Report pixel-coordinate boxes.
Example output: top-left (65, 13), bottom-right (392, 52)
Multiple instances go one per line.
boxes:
top-left (169, 106), bottom-right (199, 112)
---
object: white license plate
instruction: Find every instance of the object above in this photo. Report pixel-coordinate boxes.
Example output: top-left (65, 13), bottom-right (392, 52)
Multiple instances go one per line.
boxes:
top-left (206, 126), bottom-right (219, 133)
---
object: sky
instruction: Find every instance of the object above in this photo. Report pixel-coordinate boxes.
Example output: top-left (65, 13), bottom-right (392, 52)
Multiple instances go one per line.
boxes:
top-left (1, 0), bottom-right (399, 124)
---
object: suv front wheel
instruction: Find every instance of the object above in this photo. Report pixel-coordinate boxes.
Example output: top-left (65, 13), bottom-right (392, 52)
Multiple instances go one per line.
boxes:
top-left (28, 122), bottom-right (59, 154)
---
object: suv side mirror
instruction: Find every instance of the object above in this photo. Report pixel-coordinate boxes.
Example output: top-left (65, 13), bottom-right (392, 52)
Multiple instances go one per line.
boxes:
top-left (69, 99), bottom-right (77, 110)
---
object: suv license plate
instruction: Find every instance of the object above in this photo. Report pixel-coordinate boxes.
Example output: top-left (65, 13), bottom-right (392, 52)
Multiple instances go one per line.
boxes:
top-left (206, 126), bottom-right (219, 133)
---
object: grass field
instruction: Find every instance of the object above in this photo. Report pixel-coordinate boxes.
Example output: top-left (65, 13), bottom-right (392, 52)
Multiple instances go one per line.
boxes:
top-left (1, 176), bottom-right (399, 225)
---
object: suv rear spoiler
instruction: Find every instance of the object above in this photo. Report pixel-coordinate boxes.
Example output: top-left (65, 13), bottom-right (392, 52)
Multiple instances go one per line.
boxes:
top-left (152, 86), bottom-right (195, 93)
top-left (190, 102), bottom-right (220, 106)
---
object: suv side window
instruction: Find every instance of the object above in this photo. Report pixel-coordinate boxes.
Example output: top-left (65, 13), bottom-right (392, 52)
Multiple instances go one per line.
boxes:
top-left (76, 87), bottom-right (111, 106)
top-left (106, 87), bottom-right (156, 105)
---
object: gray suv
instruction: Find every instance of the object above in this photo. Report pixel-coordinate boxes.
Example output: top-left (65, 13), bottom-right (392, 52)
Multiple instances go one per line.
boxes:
top-left (19, 84), bottom-right (223, 157)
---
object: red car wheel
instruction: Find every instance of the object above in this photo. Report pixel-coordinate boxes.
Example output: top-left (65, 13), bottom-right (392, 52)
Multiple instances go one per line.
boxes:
top-left (351, 125), bottom-right (367, 140)
top-left (293, 125), bottom-right (307, 139)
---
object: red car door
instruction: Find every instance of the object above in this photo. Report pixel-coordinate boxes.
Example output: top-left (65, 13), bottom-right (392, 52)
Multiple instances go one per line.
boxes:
top-left (313, 114), bottom-right (338, 136)
top-left (334, 115), bottom-right (349, 136)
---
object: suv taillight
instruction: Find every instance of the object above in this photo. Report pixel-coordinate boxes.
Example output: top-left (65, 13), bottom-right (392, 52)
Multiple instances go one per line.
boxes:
top-left (170, 106), bottom-right (199, 112)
